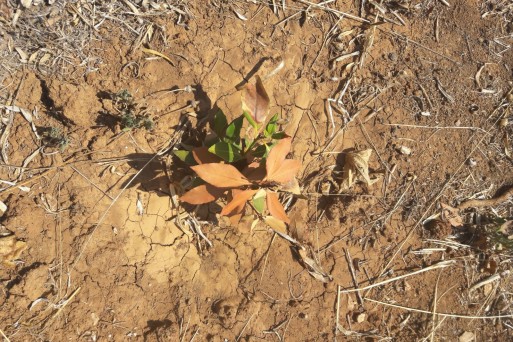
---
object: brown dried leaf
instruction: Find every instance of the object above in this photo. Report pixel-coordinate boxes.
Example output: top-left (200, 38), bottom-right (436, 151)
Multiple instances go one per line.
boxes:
top-left (264, 215), bottom-right (287, 234)
top-left (226, 189), bottom-right (246, 225)
top-left (266, 191), bottom-right (290, 224)
top-left (192, 163), bottom-right (251, 188)
top-left (267, 159), bottom-right (301, 184)
top-left (297, 248), bottom-right (332, 283)
top-left (441, 203), bottom-right (463, 227)
top-left (266, 137), bottom-right (292, 180)
top-left (340, 149), bottom-right (379, 190)
top-left (241, 75), bottom-right (270, 123)
top-left (192, 147), bottom-right (222, 164)
top-left (221, 189), bottom-right (257, 216)
top-left (243, 162), bottom-right (267, 182)
top-left (180, 184), bottom-right (224, 205)
top-left (0, 235), bottom-right (27, 267)
top-left (281, 176), bottom-right (301, 195)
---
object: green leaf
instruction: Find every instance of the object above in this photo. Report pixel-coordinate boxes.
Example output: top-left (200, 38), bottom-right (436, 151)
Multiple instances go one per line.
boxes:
top-left (243, 111), bottom-right (258, 129)
top-left (252, 144), bottom-right (267, 158)
top-left (252, 143), bottom-right (274, 158)
top-left (208, 141), bottom-right (242, 162)
top-left (225, 116), bottom-right (244, 141)
top-left (173, 150), bottom-right (196, 165)
top-left (252, 189), bottom-right (266, 214)
top-left (265, 113), bottom-right (279, 137)
top-left (271, 132), bottom-right (287, 140)
top-left (213, 109), bottom-right (228, 137)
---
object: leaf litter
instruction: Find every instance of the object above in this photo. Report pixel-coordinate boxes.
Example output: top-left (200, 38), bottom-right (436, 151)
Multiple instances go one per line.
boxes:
top-left (339, 149), bottom-right (380, 191)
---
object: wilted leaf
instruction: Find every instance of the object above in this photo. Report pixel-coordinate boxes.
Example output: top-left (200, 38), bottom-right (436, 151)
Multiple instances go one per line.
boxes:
top-left (264, 215), bottom-right (287, 233)
top-left (281, 177), bottom-right (301, 195)
top-left (243, 162), bottom-right (267, 182)
top-left (221, 189), bottom-right (257, 216)
top-left (267, 191), bottom-right (290, 224)
top-left (192, 163), bottom-right (251, 188)
top-left (441, 203), bottom-right (463, 227)
top-left (173, 150), bottom-right (196, 165)
top-left (180, 184), bottom-right (224, 205)
top-left (266, 159), bottom-right (301, 184)
top-left (252, 189), bottom-right (266, 213)
top-left (266, 136), bottom-right (292, 179)
top-left (226, 189), bottom-right (247, 225)
top-left (192, 147), bottom-right (222, 164)
top-left (0, 235), bottom-right (27, 267)
top-left (297, 248), bottom-right (332, 283)
top-left (241, 75), bottom-right (270, 123)
top-left (208, 141), bottom-right (241, 162)
top-left (340, 149), bottom-right (379, 190)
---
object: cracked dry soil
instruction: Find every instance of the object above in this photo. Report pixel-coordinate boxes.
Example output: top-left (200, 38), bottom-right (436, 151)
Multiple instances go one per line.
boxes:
top-left (1, 1), bottom-right (513, 341)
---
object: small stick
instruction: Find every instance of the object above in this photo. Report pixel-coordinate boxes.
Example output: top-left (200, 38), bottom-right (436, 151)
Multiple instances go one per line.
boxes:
top-left (189, 328), bottom-right (199, 342)
top-left (344, 249), bottom-right (363, 306)
top-left (236, 314), bottom-right (254, 342)
top-left (259, 233), bottom-right (276, 285)
top-left (340, 260), bottom-right (455, 293)
top-left (71, 166), bottom-right (114, 200)
top-left (418, 83), bottom-right (434, 110)
top-left (383, 123), bottom-right (489, 134)
top-left (335, 285), bottom-right (341, 337)
top-left (298, 0), bottom-right (370, 23)
top-left (0, 329), bottom-right (10, 342)
top-left (365, 297), bottom-right (513, 319)
top-left (428, 272), bottom-right (442, 342)
top-left (42, 287), bottom-right (81, 330)
top-left (458, 186), bottom-right (513, 209)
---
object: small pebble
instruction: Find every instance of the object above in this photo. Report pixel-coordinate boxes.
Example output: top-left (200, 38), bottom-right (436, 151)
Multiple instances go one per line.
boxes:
top-left (388, 52), bottom-right (398, 62)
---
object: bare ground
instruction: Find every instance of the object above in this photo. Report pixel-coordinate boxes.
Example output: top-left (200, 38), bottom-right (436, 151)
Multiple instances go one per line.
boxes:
top-left (1, 0), bottom-right (513, 341)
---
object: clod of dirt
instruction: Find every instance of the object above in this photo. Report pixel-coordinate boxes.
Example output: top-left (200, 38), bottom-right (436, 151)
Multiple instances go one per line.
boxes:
top-left (0, 234), bottom-right (27, 266)
top-left (46, 80), bottom-right (102, 127)
top-left (459, 331), bottom-right (475, 342)
top-left (212, 296), bottom-right (243, 328)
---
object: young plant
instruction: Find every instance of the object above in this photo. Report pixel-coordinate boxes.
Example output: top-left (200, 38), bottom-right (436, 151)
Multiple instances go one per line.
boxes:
top-left (114, 89), bottom-right (154, 132)
top-left (41, 126), bottom-right (69, 151)
top-left (177, 76), bottom-right (301, 231)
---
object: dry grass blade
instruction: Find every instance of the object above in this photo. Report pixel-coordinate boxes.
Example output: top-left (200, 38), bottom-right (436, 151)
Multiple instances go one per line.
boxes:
top-left (340, 260), bottom-right (456, 293)
top-left (365, 298), bottom-right (513, 319)
top-left (192, 163), bottom-right (251, 188)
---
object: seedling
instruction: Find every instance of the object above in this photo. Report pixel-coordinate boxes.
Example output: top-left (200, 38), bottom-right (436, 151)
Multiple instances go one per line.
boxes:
top-left (177, 76), bottom-right (301, 231)
top-left (114, 89), bottom-right (154, 132)
top-left (41, 126), bottom-right (69, 151)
